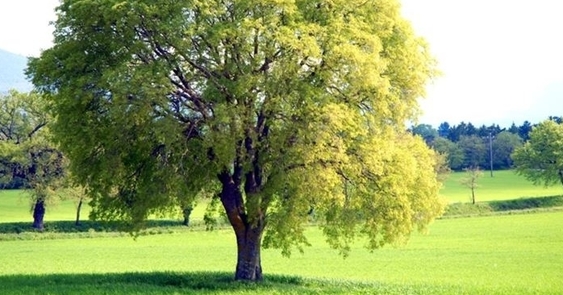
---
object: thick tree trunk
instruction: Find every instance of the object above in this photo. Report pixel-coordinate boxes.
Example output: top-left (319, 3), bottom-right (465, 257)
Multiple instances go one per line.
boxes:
top-left (219, 171), bottom-right (265, 281)
top-left (32, 198), bottom-right (45, 230)
top-left (234, 224), bottom-right (264, 281)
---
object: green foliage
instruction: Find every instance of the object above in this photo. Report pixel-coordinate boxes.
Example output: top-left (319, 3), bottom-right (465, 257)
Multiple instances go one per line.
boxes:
top-left (27, 0), bottom-right (442, 264)
top-left (430, 136), bottom-right (464, 170)
top-left (457, 135), bottom-right (487, 168)
top-left (0, 91), bottom-right (67, 217)
top-left (491, 131), bottom-right (522, 169)
top-left (410, 123), bottom-right (438, 143)
top-left (512, 120), bottom-right (563, 187)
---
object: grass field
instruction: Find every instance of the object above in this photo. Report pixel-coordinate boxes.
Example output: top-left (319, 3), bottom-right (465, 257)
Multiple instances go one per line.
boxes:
top-left (1, 171), bottom-right (563, 294)
top-left (440, 170), bottom-right (562, 203)
top-left (0, 190), bottom-right (88, 223)
top-left (1, 211), bottom-right (562, 294)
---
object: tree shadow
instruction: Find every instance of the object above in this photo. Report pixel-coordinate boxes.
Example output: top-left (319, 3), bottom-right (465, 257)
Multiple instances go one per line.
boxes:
top-left (0, 219), bottom-right (219, 235)
top-left (0, 271), bottom-right (310, 295)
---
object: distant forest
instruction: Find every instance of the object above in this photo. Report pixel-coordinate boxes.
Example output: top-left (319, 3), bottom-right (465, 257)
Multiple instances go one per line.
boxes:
top-left (411, 116), bottom-right (563, 171)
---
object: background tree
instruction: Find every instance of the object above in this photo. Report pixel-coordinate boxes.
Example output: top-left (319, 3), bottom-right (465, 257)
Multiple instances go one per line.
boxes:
top-left (507, 123), bottom-right (519, 135)
top-left (437, 122), bottom-right (450, 138)
top-left (512, 120), bottom-right (563, 187)
top-left (0, 90), bottom-right (66, 230)
top-left (460, 166), bottom-right (483, 204)
top-left (476, 124), bottom-right (502, 138)
top-left (548, 116), bottom-right (563, 124)
top-left (410, 124), bottom-right (438, 144)
top-left (28, 0), bottom-right (444, 281)
top-left (430, 136), bottom-right (464, 170)
top-left (518, 120), bottom-right (533, 141)
top-left (491, 131), bottom-right (522, 169)
top-left (457, 135), bottom-right (487, 169)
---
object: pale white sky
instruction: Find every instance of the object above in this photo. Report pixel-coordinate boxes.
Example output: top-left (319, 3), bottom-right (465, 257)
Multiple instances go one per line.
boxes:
top-left (402, 0), bottom-right (563, 127)
top-left (1, 0), bottom-right (562, 127)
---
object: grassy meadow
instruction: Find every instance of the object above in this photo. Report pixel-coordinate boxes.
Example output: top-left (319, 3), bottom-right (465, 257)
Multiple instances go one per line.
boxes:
top-left (1, 170), bottom-right (562, 294)
top-left (440, 170), bottom-right (562, 203)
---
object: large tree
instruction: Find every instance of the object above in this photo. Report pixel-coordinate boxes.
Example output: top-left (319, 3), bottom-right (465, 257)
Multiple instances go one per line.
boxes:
top-left (0, 90), bottom-right (66, 230)
top-left (28, 0), bottom-right (444, 280)
top-left (512, 120), bottom-right (563, 187)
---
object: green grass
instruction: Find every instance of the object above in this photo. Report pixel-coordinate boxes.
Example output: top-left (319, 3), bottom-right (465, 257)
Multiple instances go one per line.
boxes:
top-left (1, 211), bottom-right (562, 294)
top-left (0, 189), bottom-right (210, 224)
top-left (0, 190), bottom-right (88, 223)
top-left (441, 170), bottom-right (563, 203)
top-left (2, 174), bottom-right (563, 294)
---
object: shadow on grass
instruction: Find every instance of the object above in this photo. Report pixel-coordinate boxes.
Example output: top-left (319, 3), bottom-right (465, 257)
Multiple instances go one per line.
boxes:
top-left (0, 219), bottom-right (228, 237)
top-left (0, 271), bottom-right (314, 295)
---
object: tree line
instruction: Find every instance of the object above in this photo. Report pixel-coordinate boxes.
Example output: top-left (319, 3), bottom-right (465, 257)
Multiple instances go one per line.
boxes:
top-left (410, 117), bottom-right (563, 171)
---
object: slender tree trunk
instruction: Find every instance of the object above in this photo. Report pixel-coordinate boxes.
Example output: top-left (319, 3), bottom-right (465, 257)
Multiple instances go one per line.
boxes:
top-left (219, 171), bottom-right (265, 281)
top-left (32, 198), bottom-right (45, 230)
top-left (75, 196), bottom-right (83, 226)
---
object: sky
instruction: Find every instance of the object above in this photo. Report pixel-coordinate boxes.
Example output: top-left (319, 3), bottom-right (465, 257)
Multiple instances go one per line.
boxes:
top-left (1, 0), bottom-right (562, 128)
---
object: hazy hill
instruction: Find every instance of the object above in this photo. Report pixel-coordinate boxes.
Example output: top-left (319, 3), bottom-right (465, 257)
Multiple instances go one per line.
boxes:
top-left (0, 49), bottom-right (32, 93)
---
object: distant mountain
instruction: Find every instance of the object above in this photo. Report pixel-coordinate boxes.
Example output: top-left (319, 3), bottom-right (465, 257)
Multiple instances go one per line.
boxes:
top-left (0, 49), bottom-right (32, 93)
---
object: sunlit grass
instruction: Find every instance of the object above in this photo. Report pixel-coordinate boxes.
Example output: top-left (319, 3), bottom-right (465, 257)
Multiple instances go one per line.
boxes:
top-left (1, 211), bottom-right (562, 294)
top-left (0, 189), bottom-right (210, 223)
top-left (440, 170), bottom-right (563, 203)
top-left (2, 172), bottom-right (563, 294)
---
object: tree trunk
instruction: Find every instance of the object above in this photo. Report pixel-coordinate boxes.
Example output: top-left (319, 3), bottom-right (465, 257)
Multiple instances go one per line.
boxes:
top-left (219, 171), bottom-right (265, 281)
top-left (32, 198), bottom-right (45, 230)
top-left (182, 205), bottom-right (193, 226)
top-left (234, 225), bottom-right (263, 281)
top-left (75, 196), bottom-right (83, 226)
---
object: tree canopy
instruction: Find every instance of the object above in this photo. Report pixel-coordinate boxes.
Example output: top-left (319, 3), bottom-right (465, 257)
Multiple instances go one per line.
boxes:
top-left (0, 90), bottom-right (66, 229)
top-left (28, 0), bottom-right (444, 280)
top-left (512, 120), bottom-right (563, 187)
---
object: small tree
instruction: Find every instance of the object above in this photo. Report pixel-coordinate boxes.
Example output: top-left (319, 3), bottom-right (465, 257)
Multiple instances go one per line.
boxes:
top-left (460, 166), bottom-right (483, 204)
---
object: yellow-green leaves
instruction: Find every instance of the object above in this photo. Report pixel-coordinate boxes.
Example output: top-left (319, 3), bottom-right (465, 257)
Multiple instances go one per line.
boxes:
top-left (28, 0), bottom-right (442, 256)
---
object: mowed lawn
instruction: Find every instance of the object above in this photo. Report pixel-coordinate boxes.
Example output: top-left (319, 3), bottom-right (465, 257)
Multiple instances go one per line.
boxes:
top-left (440, 170), bottom-right (563, 203)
